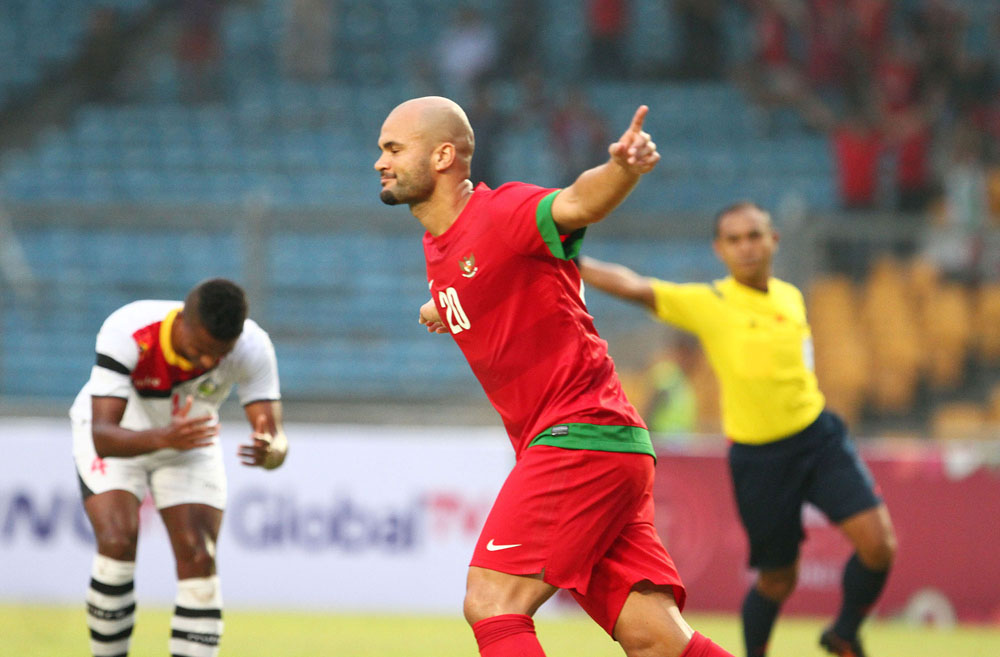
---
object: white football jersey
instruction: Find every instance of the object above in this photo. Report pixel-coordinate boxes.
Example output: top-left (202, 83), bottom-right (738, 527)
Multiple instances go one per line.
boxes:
top-left (69, 300), bottom-right (280, 431)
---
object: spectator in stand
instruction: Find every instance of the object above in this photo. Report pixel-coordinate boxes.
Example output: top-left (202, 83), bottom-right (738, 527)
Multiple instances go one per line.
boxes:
top-left (176, 0), bottom-right (222, 103)
top-left (435, 7), bottom-right (499, 100)
top-left (924, 120), bottom-right (992, 279)
top-left (467, 84), bottom-right (506, 188)
top-left (907, 0), bottom-right (966, 94)
top-left (281, 0), bottom-right (336, 81)
top-left (873, 33), bottom-right (938, 214)
top-left (586, 0), bottom-right (630, 80)
top-left (736, 0), bottom-right (837, 135)
top-left (78, 6), bottom-right (123, 103)
top-left (950, 45), bottom-right (997, 129)
top-left (808, 91), bottom-right (884, 274)
top-left (549, 86), bottom-right (611, 187)
top-left (500, 0), bottom-right (543, 79)
top-left (672, 0), bottom-right (725, 80)
top-left (849, 0), bottom-right (891, 66)
top-left (641, 332), bottom-right (703, 438)
top-left (874, 34), bottom-right (923, 117)
top-left (824, 96), bottom-right (883, 211)
top-left (889, 114), bottom-right (935, 213)
top-left (509, 71), bottom-right (553, 132)
top-left (804, 0), bottom-right (851, 97)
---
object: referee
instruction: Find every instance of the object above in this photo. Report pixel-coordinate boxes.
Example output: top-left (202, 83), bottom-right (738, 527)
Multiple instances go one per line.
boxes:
top-left (577, 202), bottom-right (896, 657)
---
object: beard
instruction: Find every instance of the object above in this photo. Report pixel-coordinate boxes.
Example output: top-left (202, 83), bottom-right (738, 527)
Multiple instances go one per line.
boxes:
top-left (379, 167), bottom-right (434, 206)
top-left (379, 188), bottom-right (401, 205)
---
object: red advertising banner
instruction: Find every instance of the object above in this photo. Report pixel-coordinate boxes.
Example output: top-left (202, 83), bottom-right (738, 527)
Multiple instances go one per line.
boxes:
top-left (652, 440), bottom-right (1000, 624)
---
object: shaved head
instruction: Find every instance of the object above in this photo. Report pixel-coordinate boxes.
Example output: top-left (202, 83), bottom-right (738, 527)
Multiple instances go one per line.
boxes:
top-left (384, 96), bottom-right (475, 170)
top-left (375, 96), bottom-right (478, 218)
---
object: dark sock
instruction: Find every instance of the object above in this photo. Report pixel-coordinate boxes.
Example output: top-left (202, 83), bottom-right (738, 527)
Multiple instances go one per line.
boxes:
top-left (741, 587), bottom-right (781, 657)
top-left (832, 553), bottom-right (889, 640)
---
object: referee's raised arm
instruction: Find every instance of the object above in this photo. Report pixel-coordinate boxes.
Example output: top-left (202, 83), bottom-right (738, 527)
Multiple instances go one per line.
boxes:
top-left (576, 255), bottom-right (657, 311)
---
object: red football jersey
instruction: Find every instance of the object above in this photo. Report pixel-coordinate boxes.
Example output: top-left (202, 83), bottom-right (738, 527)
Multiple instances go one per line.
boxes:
top-left (423, 182), bottom-right (646, 457)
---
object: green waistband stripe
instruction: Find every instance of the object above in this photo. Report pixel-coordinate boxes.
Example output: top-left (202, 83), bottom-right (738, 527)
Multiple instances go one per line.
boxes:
top-left (529, 422), bottom-right (655, 458)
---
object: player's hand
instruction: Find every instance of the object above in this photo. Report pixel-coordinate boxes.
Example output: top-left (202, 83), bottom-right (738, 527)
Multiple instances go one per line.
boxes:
top-left (239, 413), bottom-right (287, 469)
top-left (162, 394), bottom-right (218, 450)
top-left (419, 299), bottom-right (448, 334)
top-left (608, 105), bottom-right (659, 174)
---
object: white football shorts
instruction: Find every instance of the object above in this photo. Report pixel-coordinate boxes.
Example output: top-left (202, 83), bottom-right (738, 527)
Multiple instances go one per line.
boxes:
top-left (73, 419), bottom-right (227, 510)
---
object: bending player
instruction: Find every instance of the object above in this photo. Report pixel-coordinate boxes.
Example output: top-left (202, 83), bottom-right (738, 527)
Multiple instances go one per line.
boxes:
top-left (71, 278), bottom-right (288, 657)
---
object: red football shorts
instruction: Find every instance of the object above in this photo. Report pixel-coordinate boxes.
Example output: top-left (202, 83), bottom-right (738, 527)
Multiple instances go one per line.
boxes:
top-left (470, 445), bottom-right (686, 635)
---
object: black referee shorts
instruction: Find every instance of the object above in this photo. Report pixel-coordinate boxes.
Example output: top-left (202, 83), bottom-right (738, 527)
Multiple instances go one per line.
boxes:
top-left (727, 410), bottom-right (881, 570)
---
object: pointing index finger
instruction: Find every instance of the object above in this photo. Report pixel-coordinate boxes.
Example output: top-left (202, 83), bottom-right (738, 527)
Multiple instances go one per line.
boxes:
top-left (628, 105), bottom-right (649, 133)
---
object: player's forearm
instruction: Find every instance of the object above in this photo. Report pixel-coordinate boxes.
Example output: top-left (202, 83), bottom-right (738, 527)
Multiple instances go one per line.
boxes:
top-left (578, 256), bottom-right (656, 309)
top-left (555, 160), bottom-right (641, 231)
top-left (92, 423), bottom-right (167, 457)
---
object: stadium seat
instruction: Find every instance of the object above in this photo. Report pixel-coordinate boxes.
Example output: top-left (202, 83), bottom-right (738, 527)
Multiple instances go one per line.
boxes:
top-left (808, 275), bottom-right (869, 423)
top-left (861, 257), bottom-right (923, 412)
top-left (931, 402), bottom-right (988, 441)
top-left (974, 283), bottom-right (1000, 363)
top-left (921, 283), bottom-right (973, 389)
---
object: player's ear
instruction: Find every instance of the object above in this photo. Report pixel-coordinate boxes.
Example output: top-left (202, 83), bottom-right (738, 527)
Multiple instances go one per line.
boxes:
top-left (433, 142), bottom-right (456, 172)
top-left (711, 237), bottom-right (724, 260)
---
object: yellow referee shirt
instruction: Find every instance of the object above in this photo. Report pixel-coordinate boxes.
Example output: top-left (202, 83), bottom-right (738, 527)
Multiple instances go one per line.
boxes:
top-left (651, 276), bottom-right (825, 444)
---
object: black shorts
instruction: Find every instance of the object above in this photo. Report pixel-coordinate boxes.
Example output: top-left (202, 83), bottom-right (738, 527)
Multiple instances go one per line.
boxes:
top-left (727, 410), bottom-right (881, 570)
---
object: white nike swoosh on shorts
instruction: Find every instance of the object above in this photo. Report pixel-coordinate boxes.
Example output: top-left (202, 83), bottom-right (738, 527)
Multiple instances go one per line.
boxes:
top-left (485, 539), bottom-right (523, 551)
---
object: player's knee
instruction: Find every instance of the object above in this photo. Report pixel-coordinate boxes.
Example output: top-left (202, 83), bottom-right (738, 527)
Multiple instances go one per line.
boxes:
top-left (95, 530), bottom-right (138, 561)
top-left (180, 547), bottom-right (215, 576)
top-left (614, 597), bottom-right (692, 657)
top-left (463, 567), bottom-right (555, 625)
top-left (756, 566), bottom-right (797, 602)
top-left (173, 534), bottom-right (216, 576)
top-left (617, 632), bottom-right (662, 657)
top-left (463, 580), bottom-right (500, 626)
top-left (859, 529), bottom-right (897, 570)
top-left (617, 624), bottom-right (686, 657)
top-left (463, 595), bottom-right (481, 626)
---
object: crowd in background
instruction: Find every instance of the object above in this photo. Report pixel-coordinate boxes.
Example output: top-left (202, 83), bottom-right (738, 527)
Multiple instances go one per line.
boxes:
top-left (6, 0), bottom-right (1000, 438)
top-left (68, 1), bottom-right (1000, 237)
top-left (735, 1), bottom-right (1000, 276)
top-left (325, 0), bottom-right (1000, 243)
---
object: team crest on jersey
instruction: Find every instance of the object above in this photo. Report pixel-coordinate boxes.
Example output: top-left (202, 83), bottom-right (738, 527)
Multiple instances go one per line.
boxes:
top-left (459, 253), bottom-right (479, 278)
top-left (197, 376), bottom-right (220, 397)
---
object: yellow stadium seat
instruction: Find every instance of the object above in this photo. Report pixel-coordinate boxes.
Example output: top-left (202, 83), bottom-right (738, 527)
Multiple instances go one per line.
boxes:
top-left (931, 402), bottom-right (988, 441)
top-left (974, 284), bottom-right (1000, 362)
top-left (808, 275), bottom-right (869, 423)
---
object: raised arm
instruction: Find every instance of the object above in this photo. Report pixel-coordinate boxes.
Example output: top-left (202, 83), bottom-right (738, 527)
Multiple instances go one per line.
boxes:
top-left (552, 105), bottom-right (660, 233)
top-left (577, 255), bottom-right (657, 311)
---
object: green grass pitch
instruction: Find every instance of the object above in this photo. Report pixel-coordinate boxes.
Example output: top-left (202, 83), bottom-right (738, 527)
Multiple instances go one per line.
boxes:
top-left (4, 605), bottom-right (999, 656)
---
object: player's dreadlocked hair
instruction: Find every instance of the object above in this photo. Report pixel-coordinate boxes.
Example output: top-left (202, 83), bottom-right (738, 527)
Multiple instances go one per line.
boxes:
top-left (187, 278), bottom-right (248, 341)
